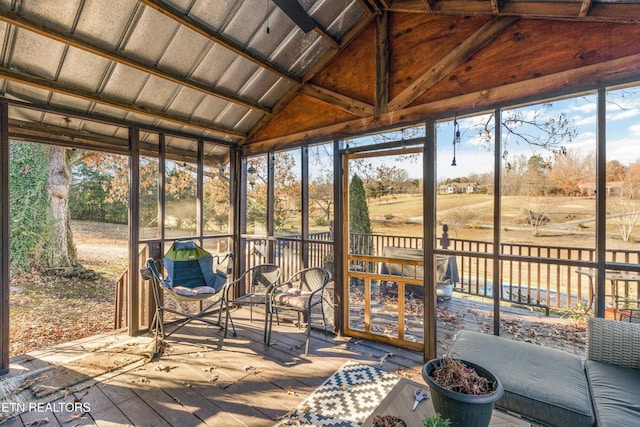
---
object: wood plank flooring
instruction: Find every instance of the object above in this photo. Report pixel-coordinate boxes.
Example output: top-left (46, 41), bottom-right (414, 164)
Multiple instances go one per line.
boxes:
top-left (3, 299), bottom-right (583, 427)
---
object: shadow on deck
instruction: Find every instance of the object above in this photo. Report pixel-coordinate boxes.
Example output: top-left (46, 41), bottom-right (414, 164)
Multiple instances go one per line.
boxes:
top-left (2, 299), bottom-right (586, 426)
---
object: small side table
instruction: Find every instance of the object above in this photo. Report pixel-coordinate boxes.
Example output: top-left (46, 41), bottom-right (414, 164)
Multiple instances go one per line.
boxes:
top-left (362, 377), bottom-right (435, 426)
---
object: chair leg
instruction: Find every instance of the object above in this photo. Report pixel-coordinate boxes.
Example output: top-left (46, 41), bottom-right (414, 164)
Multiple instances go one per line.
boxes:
top-left (321, 300), bottom-right (328, 336)
top-left (305, 307), bottom-right (311, 355)
top-left (223, 297), bottom-right (237, 338)
top-left (265, 306), bottom-right (273, 346)
top-left (263, 301), bottom-right (270, 344)
top-left (150, 307), bottom-right (164, 356)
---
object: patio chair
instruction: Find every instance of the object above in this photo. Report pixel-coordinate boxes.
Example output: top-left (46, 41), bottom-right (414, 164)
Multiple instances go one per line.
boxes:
top-left (140, 240), bottom-right (235, 354)
top-left (615, 296), bottom-right (640, 323)
top-left (265, 267), bottom-right (331, 355)
top-left (226, 264), bottom-right (281, 343)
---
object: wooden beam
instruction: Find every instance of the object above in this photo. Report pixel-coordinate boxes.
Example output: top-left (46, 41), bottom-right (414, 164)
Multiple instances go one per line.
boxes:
top-left (246, 13), bottom-right (374, 138)
top-left (579, 0), bottom-right (593, 17)
top-left (422, 0), bottom-right (435, 13)
top-left (8, 118), bottom-right (129, 153)
top-left (243, 53), bottom-right (640, 153)
top-left (7, 118), bottom-right (224, 163)
top-left (299, 84), bottom-right (374, 117)
top-left (356, 0), bottom-right (380, 15)
top-left (139, 0), bottom-right (300, 84)
top-left (0, 6), bottom-right (271, 115)
top-left (0, 65), bottom-right (245, 138)
top-left (388, 16), bottom-right (518, 112)
top-left (3, 97), bottom-right (232, 147)
top-left (491, 0), bottom-right (505, 15)
top-left (314, 26), bottom-right (340, 48)
top-left (375, 11), bottom-right (389, 116)
top-left (389, 0), bottom-right (640, 23)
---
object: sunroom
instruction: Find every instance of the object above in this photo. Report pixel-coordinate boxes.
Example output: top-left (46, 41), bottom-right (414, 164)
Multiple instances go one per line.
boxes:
top-left (1, 1), bottom-right (640, 425)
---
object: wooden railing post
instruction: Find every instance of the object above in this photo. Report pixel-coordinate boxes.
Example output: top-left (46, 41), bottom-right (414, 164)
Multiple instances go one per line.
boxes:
top-left (441, 224), bottom-right (450, 249)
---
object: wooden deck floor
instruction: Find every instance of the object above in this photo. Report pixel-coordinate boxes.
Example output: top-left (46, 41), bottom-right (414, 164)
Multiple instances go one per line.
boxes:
top-left (2, 298), bottom-right (584, 427)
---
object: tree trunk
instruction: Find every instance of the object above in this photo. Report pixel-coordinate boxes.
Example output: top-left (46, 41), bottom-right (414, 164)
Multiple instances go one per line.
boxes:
top-left (44, 146), bottom-right (76, 268)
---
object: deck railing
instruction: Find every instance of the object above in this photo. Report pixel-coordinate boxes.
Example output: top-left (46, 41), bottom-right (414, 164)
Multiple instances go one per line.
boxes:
top-left (242, 232), bottom-right (333, 281)
top-left (243, 231), bottom-right (640, 314)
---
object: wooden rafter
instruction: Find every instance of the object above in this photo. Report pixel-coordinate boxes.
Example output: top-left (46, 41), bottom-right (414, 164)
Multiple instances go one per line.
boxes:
top-left (314, 27), bottom-right (340, 48)
top-left (245, 13), bottom-right (375, 139)
top-left (356, 0), bottom-right (379, 15)
top-left (388, 0), bottom-right (640, 23)
top-left (490, 0), bottom-right (504, 15)
top-left (7, 118), bottom-right (129, 153)
top-left (375, 11), bottom-right (389, 116)
top-left (580, 0), bottom-right (594, 17)
top-left (421, 1), bottom-right (435, 13)
top-left (0, 6), bottom-right (271, 116)
top-left (299, 84), bottom-right (374, 117)
top-left (139, 0), bottom-right (300, 84)
top-left (0, 65), bottom-right (245, 138)
top-left (244, 53), bottom-right (640, 153)
top-left (388, 16), bottom-right (518, 112)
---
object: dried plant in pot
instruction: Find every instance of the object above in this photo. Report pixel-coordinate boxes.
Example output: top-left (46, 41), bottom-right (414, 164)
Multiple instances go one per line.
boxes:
top-left (422, 357), bottom-right (504, 427)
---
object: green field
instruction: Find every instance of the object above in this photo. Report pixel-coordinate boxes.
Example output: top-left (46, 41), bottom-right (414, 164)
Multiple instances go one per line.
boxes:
top-left (365, 193), bottom-right (638, 249)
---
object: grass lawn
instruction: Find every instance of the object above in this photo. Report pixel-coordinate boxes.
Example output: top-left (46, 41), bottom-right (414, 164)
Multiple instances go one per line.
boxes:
top-left (366, 193), bottom-right (638, 248)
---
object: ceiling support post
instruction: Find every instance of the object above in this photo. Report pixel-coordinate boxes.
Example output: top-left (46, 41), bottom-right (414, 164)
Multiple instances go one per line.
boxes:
top-left (0, 102), bottom-right (9, 374)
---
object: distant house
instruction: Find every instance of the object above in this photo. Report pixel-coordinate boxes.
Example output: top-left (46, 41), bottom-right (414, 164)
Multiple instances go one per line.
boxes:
top-left (465, 183), bottom-right (478, 193)
top-left (438, 182), bottom-right (478, 194)
top-left (577, 181), bottom-right (623, 196)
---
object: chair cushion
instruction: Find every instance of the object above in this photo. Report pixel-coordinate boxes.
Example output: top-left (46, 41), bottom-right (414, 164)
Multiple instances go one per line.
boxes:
top-left (449, 330), bottom-right (595, 427)
top-left (274, 290), bottom-right (321, 309)
top-left (172, 285), bottom-right (219, 297)
top-left (585, 360), bottom-right (640, 427)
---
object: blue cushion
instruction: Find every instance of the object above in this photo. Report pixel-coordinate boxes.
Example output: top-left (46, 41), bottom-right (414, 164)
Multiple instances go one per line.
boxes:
top-left (450, 330), bottom-right (595, 427)
top-left (585, 360), bottom-right (640, 427)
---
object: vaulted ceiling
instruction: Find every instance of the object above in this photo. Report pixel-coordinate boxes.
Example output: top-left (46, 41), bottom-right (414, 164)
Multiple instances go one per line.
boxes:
top-left (1, 0), bottom-right (640, 160)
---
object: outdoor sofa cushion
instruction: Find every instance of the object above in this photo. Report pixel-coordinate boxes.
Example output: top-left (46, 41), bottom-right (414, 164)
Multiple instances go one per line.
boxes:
top-left (585, 360), bottom-right (640, 427)
top-left (449, 330), bottom-right (596, 427)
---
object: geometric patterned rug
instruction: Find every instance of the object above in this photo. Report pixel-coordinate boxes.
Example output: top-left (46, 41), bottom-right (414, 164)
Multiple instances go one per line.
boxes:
top-left (275, 360), bottom-right (400, 426)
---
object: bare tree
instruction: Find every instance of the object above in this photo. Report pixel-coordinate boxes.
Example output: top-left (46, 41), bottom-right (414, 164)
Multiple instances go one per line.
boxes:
top-left (441, 207), bottom-right (478, 237)
top-left (549, 149), bottom-right (594, 196)
top-left (309, 171), bottom-right (333, 224)
top-left (608, 161), bottom-right (640, 242)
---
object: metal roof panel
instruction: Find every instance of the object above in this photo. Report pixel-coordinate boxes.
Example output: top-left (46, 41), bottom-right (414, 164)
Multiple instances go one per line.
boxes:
top-left (257, 77), bottom-right (293, 106)
top-left (57, 47), bottom-right (111, 92)
top-left (121, 5), bottom-right (179, 63)
top-left (188, 0), bottom-right (238, 30)
top-left (135, 75), bottom-right (183, 110)
top-left (165, 87), bottom-right (207, 116)
top-left (190, 43), bottom-right (249, 87)
top-left (220, 0), bottom-right (269, 45)
top-left (214, 103), bottom-right (253, 131)
top-left (100, 63), bottom-right (150, 103)
top-left (4, 81), bottom-right (51, 104)
top-left (14, 0), bottom-right (82, 31)
top-left (157, 26), bottom-right (212, 76)
top-left (74, 0), bottom-right (142, 50)
top-left (49, 92), bottom-right (93, 112)
top-left (10, 28), bottom-right (66, 80)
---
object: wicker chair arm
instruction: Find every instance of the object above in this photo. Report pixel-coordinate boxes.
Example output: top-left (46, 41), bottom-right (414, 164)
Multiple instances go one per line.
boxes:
top-left (587, 317), bottom-right (640, 369)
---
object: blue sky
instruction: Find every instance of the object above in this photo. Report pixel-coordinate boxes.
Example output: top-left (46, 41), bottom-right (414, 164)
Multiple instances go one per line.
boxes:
top-left (280, 85), bottom-right (640, 182)
top-left (437, 86), bottom-right (640, 180)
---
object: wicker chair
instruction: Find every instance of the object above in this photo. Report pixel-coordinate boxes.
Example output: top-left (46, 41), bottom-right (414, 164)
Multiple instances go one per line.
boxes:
top-left (226, 264), bottom-right (281, 343)
top-left (266, 267), bottom-right (331, 355)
